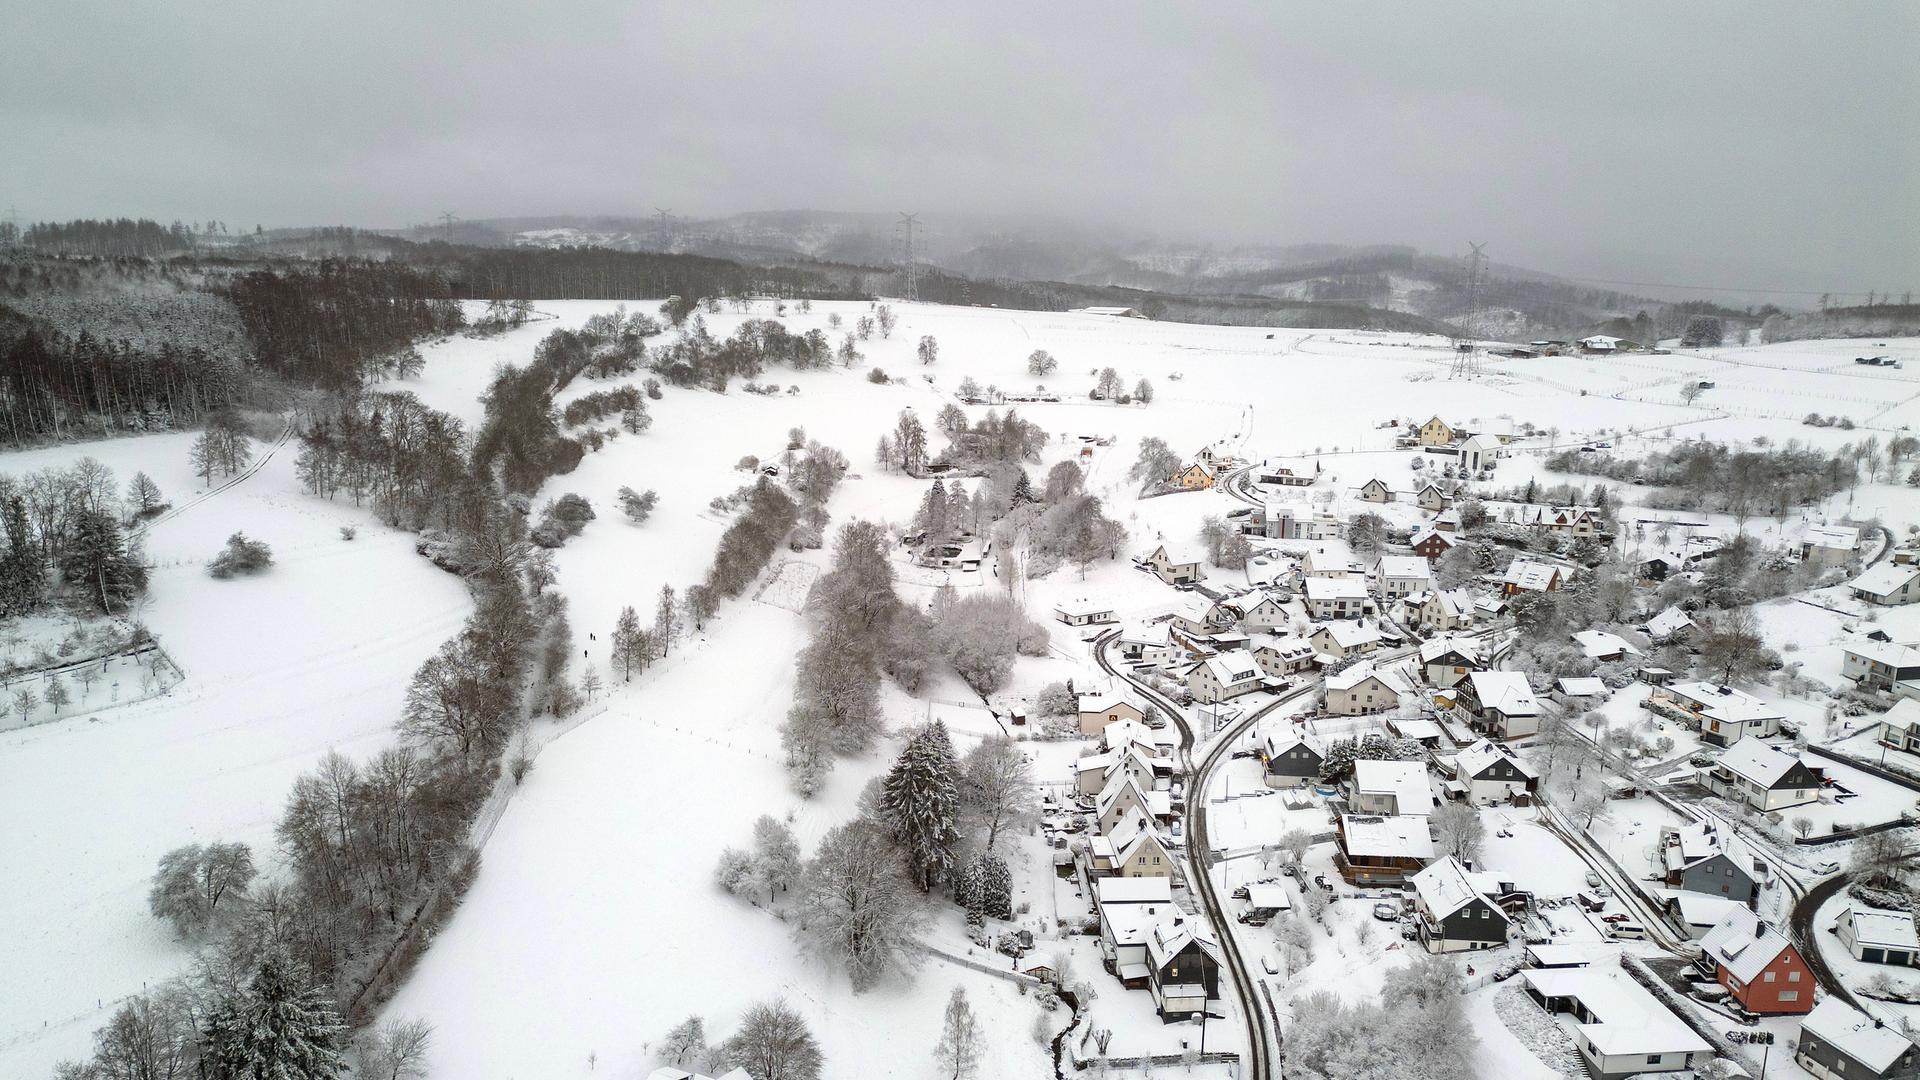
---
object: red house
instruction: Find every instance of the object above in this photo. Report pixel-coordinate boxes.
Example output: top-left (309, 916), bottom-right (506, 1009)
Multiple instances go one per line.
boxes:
top-left (1699, 908), bottom-right (1814, 1015)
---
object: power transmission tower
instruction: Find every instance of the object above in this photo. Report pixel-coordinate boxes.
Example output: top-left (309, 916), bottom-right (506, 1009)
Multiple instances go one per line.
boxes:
top-left (1450, 241), bottom-right (1488, 379)
top-left (654, 207), bottom-right (674, 249)
top-left (0, 205), bottom-right (18, 247)
top-left (896, 212), bottom-right (921, 302)
top-left (438, 211), bottom-right (457, 244)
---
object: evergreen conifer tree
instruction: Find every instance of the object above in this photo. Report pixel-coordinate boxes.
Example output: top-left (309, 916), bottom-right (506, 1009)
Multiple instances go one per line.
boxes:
top-left (882, 720), bottom-right (962, 891)
top-left (61, 508), bottom-right (147, 613)
top-left (202, 952), bottom-right (346, 1080)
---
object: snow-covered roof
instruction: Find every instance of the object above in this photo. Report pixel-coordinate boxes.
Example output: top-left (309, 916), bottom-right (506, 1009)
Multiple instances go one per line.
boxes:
top-left (1338, 814), bottom-right (1435, 859)
top-left (1151, 542), bottom-right (1207, 567)
top-left (1700, 906), bottom-right (1796, 984)
top-left (1390, 716), bottom-right (1443, 741)
top-left (1054, 597), bottom-right (1116, 617)
top-left (1501, 559), bottom-right (1560, 591)
top-left (1712, 739), bottom-right (1807, 791)
top-left (1803, 524), bottom-right (1862, 550)
top-left (1262, 730), bottom-right (1321, 762)
top-left (1556, 676), bottom-right (1607, 698)
top-left (1455, 738), bottom-right (1538, 781)
top-left (1666, 681), bottom-right (1784, 726)
top-left (1119, 622), bottom-right (1174, 648)
top-left (1146, 914), bottom-right (1221, 973)
top-left (1096, 876), bottom-right (1173, 906)
top-left (1853, 562), bottom-right (1920, 596)
top-left (1374, 555), bottom-right (1430, 581)
top-left (1412, 856), bottom-right (1505, 923)
top-left (1646, 605), bottom-right (1694, 639)
top-left (1841, 905), bottom-right (1920, 950)
top-left (1353, 760), bottom-right (1431, 815)
top-left (1419, 635), bottom-right (1481, 664)
top-left (1304, 576), bottom-right (1368, 601)
top-left (1245, 883), bottom-right (1291, 911)
top-left (1885, 697), bottom-right (1920, 735)
top-left (1200, 652), bottom-right (1262, 686)
top-left (1314, 620), bottom-right (1383, 649)
top-left (1458, 433), bottom-right (1501, 452)
top-left (1848, 639), bottom-right (1920, 670)
top-left (1079, 692), bottom-right (1140, 715)
top-left (1302, 540), bottom-right (1359, 573)
top-left (1670, 892), bottom-right (1746, 930)
top-left (1519, 968), bottom-right (1710, 1059)
top-left (1801, 998), bottom-right (1919, 1072)
top-left (1465, 671), bottom-right (1541, 717)
top-left (1572, 630), bottom-right (1642, 659)
top-left (1408, 525), bottom-right (1454, 550)
top-left (1254, 634), bottom-right (1314, 660)
top-left (1326, 661), bottom-right (1405, 696)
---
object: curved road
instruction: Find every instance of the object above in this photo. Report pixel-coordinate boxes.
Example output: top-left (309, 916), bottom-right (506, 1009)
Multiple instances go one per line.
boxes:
top-left (1094, 628), bottom-right (1289, 1080)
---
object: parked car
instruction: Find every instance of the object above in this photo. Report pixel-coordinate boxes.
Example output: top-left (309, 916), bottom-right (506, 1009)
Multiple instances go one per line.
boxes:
top-left (1584, 871), bottom-right (1603, 888)
top-left (1608, 921), bottom-right (1647, 940)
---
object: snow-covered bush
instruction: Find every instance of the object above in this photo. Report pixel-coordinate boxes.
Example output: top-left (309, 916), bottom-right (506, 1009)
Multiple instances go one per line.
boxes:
top-left (208, 533), bottom-right (273, 579)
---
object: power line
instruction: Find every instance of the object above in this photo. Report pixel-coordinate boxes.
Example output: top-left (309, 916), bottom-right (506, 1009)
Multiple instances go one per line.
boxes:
top-left (1546, 272), bottom-right (1890, 300)
top-left (896, 212), bottom-right (920, 303)
top-left (438, 211), bottom-right (457, 244)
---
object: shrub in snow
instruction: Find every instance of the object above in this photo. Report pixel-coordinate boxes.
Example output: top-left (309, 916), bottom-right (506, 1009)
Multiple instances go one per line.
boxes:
top-left (867, 368), bottom-right (889, 384)
top-left (617, 486), bottom-right (658, 524)
top-left (339, 525), bottom-right (357, 541)
top-left (148, 841), bottom-right (256, 937)
top-left (208, 533), bottom-right (273, 578)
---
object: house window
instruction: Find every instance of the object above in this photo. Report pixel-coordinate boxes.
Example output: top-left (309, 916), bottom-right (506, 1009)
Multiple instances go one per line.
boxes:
top-left (1647, 1056), bottom-right (1661, 1065)
top-left (1763, 971), bottom-right (1775, 982)
top-left (1779, 990), bottom-right (1798, 1002)
top-left (1788, 970), bottom-right (1800, 982)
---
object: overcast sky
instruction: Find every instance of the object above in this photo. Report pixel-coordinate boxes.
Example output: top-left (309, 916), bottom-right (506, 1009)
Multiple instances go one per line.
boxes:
top-left (3, 1), bottom-right (1915, 297)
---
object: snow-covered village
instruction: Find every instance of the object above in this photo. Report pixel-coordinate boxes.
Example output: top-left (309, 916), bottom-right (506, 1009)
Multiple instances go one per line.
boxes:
top-left (3, 5), bottom-right (1918, 1080)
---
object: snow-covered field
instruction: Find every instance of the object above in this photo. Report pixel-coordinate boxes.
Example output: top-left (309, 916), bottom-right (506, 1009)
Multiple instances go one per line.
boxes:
top-left (8, 299), bottom-right (1920, 1077)
top-left (0, 430), bottom-right (472, 1076)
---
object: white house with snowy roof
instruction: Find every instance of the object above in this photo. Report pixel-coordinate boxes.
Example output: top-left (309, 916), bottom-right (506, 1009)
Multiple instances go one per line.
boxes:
top-left (1323, 662), bottom-right (1407, 716)
top-left (1852, 562), bottom-right (1920, 606)
top-left (1835, 904), bottom-right (1919, 966)
top-left (1519, 967), bottom-right (1711, 1078)
top-left (1703, 739), bottom-right (1822, 813)
top-left (1187, 651), bottom-right (1265, 704)
top-left (1655, 680), bottom-right (1783, 746)
top-left (1452, 739), bottom-right (1538, 805)
top-left (1349, 759), bottom-right (1433, 817)
top-left (1372, 554), bottom-right (1432, 600)
top-left (1455, 670), bottom-right (1542, 738)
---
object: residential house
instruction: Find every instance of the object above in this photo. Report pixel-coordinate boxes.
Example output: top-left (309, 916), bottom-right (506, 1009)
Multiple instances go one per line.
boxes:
top-left (1645, 606), bottom-right (1695, 644)
top-left (1554, 677), bottom-right (1609, 707)
top-left (1801, 524), bottom-right (1863, 568)
top-left (1300, 540), bottom-right (1362, 578)
top-left (1502, 559), bottom-right (1563, 595)
top-left (1257, 460), bottom-right (1317, 488)
top-left (1188, 652), bottom-right (1265, 704)
top-left (1417, 415), bottom-right (1457, 446)
top-left (1700, 907), bottom-right (1816, 1014)
top-left (1170, 462), bottom-right (1215, 490)
top-left (1374, 555), bottom-right (1433, 600)
top-left (1310, 619), bottom-right (1383, 661)
top-left (1797, 998), bottom-right (1920, 1080)
top-left (1334, 813), bottom-right (1434, 885)
top-left (1252, 635), bottom-right (1314, 679)
top-left (1573, 630), bottom-right (1643, 663)
top-left (1324, 663), bottom-right (1407, 716)
top-left (1655, 681), bottom-right (1784, 746)
top-left (1520, 967), bottom-right (1712, 1078)
top-left (1658, 821), bottom-right (1761, 906)
top-left (1076, 743), bottom-right (1161, 797)
top-left (1117, 623), bottom-right (1184, 669)
top-left (1078, 695), bottom-right (1147, 737)
top-left (1419, 635), bottom-right (1483, 687)
top-left (1670, 893), bottom-right (1750, 940)
top-left (1092, 814), bottom-right (1177, 880)
top-left (1260, 732), bottom-right (1324, 788)
top-left (1094, 876), bottom-right (1179, 983)
top-left (920, 536), bottom-right (985, 570)
top-left (1836, 905), bottom-right (1919, 966)
top-left (1235, 590), bottom-right (1293, 631)
top-left (1410, 587), bottom-right (1473, 631)
top-left (1433, 508), bottom-right (1463, 533)
top-left (1453, 739), bottom-right (1539, 805)
top-left (1579, 335), bottom-right (1623, 353)
top-left (1845, 640), bottom-right (1920, 692)
top-left (1642, 553), bottom-right (1686, 583)
top-left (1144, 543), bottom-right (1206, 585)
top-left (1096, 775), bottom-right (1172, 834)
top-left (1703, 739), bottom-right (1821, 812)
top-left (1145, 918), bottom-right (1223, 1020)
top-left (647, 1068), bottom-right (751, 1080)
top-left (1409, 526), bottom-right (1456, 560)
top-left (1350, 759), bottom-right (1433, 817)
top-left (1358, 478), bottom-right (1394, 503)
top-left (1054, 597), bottom-right (1118, 626)
top-left (1456, 671), bottom-right (1543, 738)
top-left (1457, 434), bottom-right (1499, 474)
top-left (1851, 563), bottom-right (1920, 606)
top-left (1411, 856), bottom-right (1510, 953)
top-left (1533, 506), bottom-right (1599, 536)
top-left (1168, 592), bottom-right (1227, 636)
top-left (1414, 482), bottom-right (1453, 512)
top-left (1304, 576), bottom-right (1369, 620)
top-left (1883, 698), bottom-right (1920, 753)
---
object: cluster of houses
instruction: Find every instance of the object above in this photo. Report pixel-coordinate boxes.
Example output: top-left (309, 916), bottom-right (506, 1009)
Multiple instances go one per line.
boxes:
top-left (1068, 712), bottom-right (1229, 1021)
